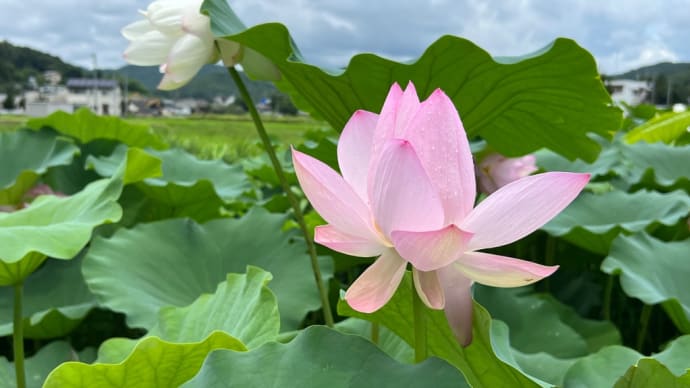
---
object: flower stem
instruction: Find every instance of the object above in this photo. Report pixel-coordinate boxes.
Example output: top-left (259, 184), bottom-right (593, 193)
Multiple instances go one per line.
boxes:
top-left (636, 304), bottom-right (653, 352)
top-left (226, 67), bottom-right (334, 327)
top-left (13, 282), bottom-right (26, 388)
top-left (411, 275), bottom-right (427, 363)
top-left (371, 322), bottom-right (380, 345)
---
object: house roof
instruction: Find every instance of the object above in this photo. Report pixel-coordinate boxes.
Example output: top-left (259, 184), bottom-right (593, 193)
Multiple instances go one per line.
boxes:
top-left (66, 78), bottom-right (119, 89)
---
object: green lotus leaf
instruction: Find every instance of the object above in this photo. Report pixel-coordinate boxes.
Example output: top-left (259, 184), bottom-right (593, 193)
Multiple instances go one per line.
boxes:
top-left (43, 332), bottom-right (246, 388)
top-left (0, 129), bottom-right (79, 205)
top-left (474, 286), bottom-right (620, 386)
top-left (203, 1), bottom-right (621, 162)
top-left (534, 137), bottom-right (621, 179)
top-left (26, 107), bottom-right (166, 149)
top-left (97, 267), bottom-right (279, 363)
top-left (476, 285), bottom-right (620, 357)
top-left (0, 256), bottom-right (96, 338)
top-left (625, 111), bottom-right (690, 144)
top-left (542, 190), bottom-right (690, 254)
top-left (618, 141), bottom-right (690, 189)
top-left (0, 341), bottom-right (89, 388)
top-left (602, 233), bottom-right (690, 333)
top-left (614, 358), bottom-right (690, 388)
top-left (82, 207), bottom-right (332, 331)
top-left (563, 335), bottom-right (690, 387)
top-left (182, 326), bottom-right (467, 388)
top-left (87, 144), bottom-right (249, 222)
top-left (335, 317), bottom-right (414, 363)
top-left (338, 272), bottom-right (538, 387)
top-left (490, 320), bottom-right (577, 387)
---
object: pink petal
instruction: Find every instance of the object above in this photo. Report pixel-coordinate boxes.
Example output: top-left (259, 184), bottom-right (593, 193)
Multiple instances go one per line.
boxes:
top-left (413, 269), bottom-right (444, 309)
top-left (369, 83), bottom-right (420, 182)
top-left (391, 225), bottom-right (473, 271)
top-left (369, 139), bottom-right (444, 238)
top-left (292, 149), bottom-right (378, 241)
top-left (392, 82), bottom-right (422, 137)
top-left (345, 249), bottom-right (407, 313)
top-left (438, 266), bottom-right (474, 346)
top-left (402, 88), bottom-right (476, 223)
top-left (315, 225), bottom-right (384, 257)
top-left (455, 252), bottom-right (558, 287)
top-left (462, 172), bottom-right (590, 251)
top-left (337, 110), bottom-right (379, 202)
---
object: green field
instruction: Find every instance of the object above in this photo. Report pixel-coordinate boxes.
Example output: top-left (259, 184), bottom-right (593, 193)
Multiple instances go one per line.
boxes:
top-left (1, 114), bottom-right (330, 161)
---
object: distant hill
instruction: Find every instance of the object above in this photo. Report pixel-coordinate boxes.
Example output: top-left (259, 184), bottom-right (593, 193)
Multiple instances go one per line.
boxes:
top-left (0, 40), bottom-right (278, 103)
top-left (0, 40), bottom-right (86, 90)
top-left (114, 64), bottom-right (278, 101)
top-left (609, 62), bottom-right (690, 104)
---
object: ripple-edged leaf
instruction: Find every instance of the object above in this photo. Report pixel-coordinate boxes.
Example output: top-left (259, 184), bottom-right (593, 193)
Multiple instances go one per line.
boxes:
top-left (203, 1), bottom-right (620, 162)
top-left (625, 111), bottom-right (690, 144)
top-left (563, 336), bottom-right (690, 387)
top-left (82, 207), bottom-right (332, 331)
top-left (97, 267), bottom-right (279, 363)
top-left (43, 332), bottom-right (245, 388)
top-left (26, 107), bottom-right (166, 149)
top-left (182, 326), bottom-right (467, 388)
top-left (0, 129), bottom-right (79, 204)
top-left (542, 190), bottom-right (690, 254)
top-left (601, 233), bottom-right (690, 333)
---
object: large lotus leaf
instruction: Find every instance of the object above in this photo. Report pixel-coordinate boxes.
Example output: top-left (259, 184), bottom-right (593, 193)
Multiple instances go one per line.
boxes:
top-left (82, 207), bottom-right (332, 331)
top-left (614, 359), bottom-right (690, 388)
top-left (335, 317), bottom-right (414, 363)
top-left (182, 326), bottom-right (467, 388)
top-left (43, 332), bottom-right (246, 388)
top-left (625, 111), bottom-right (690, 144)
top-left (534, 137), bottom-right (621, 179)
top-left (475, 285), bottom-right (620, 357)
top-left (542, 190), bottom-right (690, 254)
top-left (0, 341), bottom-right (90, 388)
top-left (203, 1), bottom-right (620, 162)
top-left (0, 129), bottom-right (79, 204)
top-left (338, 272), bottom-right (538, 387)
top-left (97, 267), bottom-right (279, 364)
top-left (601, 233), bottom-right (690, 333)
top-left (0, 148), bottom-right (160, 284)
top-left (489, 320), bottom-right (577, 387)
top-left (87, 144), bottom-right (249, 222)
top-left (563, 335), bottom-right (690, 387)
top-left (473, 286), bottom-right (620, 386)
top-left (0, 256), bottom-right (96, 338)
top-left (618, 141), bottom-right (690, 189)
top-left (26, 107), bottom-right (167, 149)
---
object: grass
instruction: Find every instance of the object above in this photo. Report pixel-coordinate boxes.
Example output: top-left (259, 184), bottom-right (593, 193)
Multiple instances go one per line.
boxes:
top-left (0, 113), bottom-right (331, 162)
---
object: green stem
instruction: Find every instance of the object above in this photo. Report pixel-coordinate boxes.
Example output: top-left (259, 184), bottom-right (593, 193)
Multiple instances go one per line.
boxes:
top-left (603, 275), bottom-right (613, 321)
top-left (636, 304), bottom-right (653, 352)
top-left (411, 276), bottom-right (427, 363)
top-left (13, 282), bottom-right (26, 388)
top-left (227, 67), bottom-right (334, 327)
top-left (371, 322), bottom-right (379, 345)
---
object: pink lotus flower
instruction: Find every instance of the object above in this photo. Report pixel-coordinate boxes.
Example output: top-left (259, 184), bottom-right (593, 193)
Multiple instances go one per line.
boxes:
top-left (477, 153), bottom-right (538, 194)
top-left (292, 82), bottom-right (589, 345)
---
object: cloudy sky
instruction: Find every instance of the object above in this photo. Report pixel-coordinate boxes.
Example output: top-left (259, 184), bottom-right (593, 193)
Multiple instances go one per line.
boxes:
top-left (1, 0), bottom-right (688, 75)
